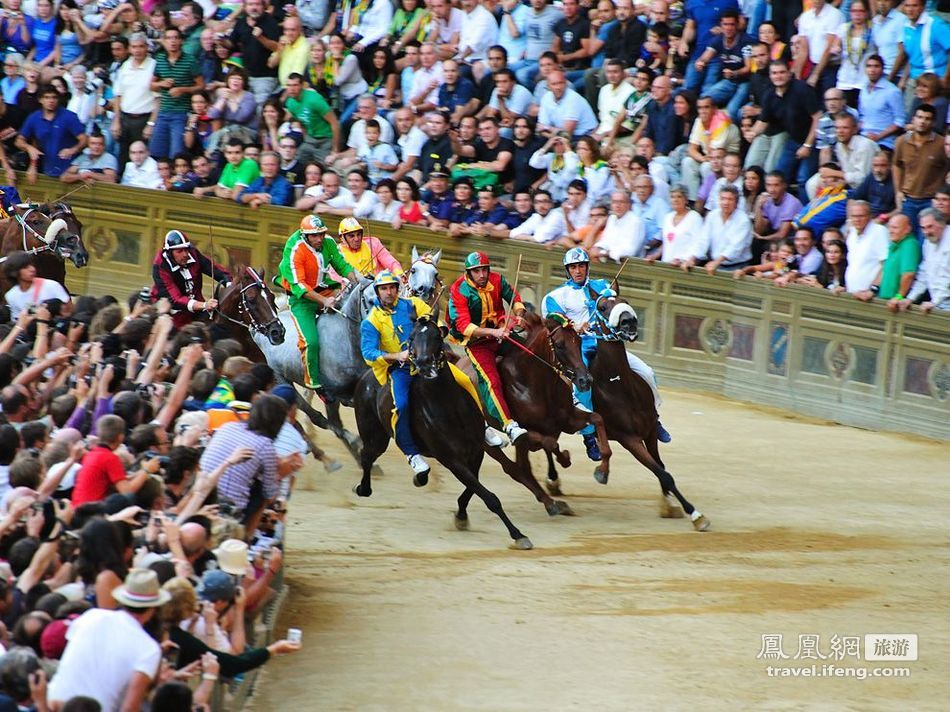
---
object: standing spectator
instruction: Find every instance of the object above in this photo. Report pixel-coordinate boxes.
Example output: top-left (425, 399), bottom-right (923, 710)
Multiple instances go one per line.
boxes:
top-left (693, 10), bottom-right (754, 122)
top-left (858, 54), bottom-right (905, 151)
top-left (893, 103), bottom-right (950, 231)
top-left (283, 73), bottom-right (341, 163)
top-left (238, 151), bottom-right (293, 208)
top-left (830, 0), bottom-right (876, 106)
top-left (890, 0), bottom-right (950, 111)
top-left (16, 85), bottom-right (87, 182)
top-left (537, 70), bottom-right (598, 140)
top-left (742, 41), bottom-right (786, 172)
top-left (269, 14), bottom-right (309, 87)
top-left (796, 0), bottom-right (845, 96)
top-left (903, 207), bottom-right (950, 312)
top-left (111, 33), bottom-right (156, 171)
top-left (584, 0), bottom-right (645, 105)
top-left (150, 27), bottom-right (203, 161)
top-left (72, 414), bottom-right (157, 506)
top-left (456, 0), bottom-right (498, 81)
top-left (638, 75), bottom-right (680, 163)
top-left (513, 0), bottom-right (562, 86)
top-left (693, 184), bottom-right (753, 273)
top-left (844, 198), bottom-right (890, 293)
top-left (591, 191), bottom-right (647, 260)
top-left (230, 0), bottom-right (280, 105)
top-left (324, 33), bottom-right (369, 123)
top-left (872, 0), bottom-right (903, 75)
top-left (748, 60), bottom-right (821, 202)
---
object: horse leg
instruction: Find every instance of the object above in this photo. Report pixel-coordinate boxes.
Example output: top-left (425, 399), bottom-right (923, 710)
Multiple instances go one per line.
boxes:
top-left (620, 434), bottom-right (710, 532)
top-left (446, 461), bottom-right (532, 549)
top-left (515, 436), bottom-right (573, 516)
top-left (327, 400), bottom-right (363, 458)
top-left (643, 431), bottom-right (680, 518)
top-left (544, 450), bottom-right (562, 496)
top-left (455, 487), bottom-right (475, 530)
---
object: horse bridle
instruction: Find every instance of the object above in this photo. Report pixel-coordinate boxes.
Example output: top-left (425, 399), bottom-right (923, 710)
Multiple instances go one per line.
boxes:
top-left (589, 294), bottom-right (629, 341)
top-left (408, 317), bottom-right (445, 378)
top-left (214, 267), bottom-right (282, 335)
top-left (7, 206), bottom-right (69, 260)
top-left (404, 255), bottom-right (444, 302)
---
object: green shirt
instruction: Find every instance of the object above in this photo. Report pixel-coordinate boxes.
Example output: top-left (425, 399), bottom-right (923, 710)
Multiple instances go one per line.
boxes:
top-left (879, 236), bottom-right (922, 299)
top-left (154, 51), bottom-right (201, 113)
top-left (284, 89), bottom-right (333, 141)
top-left (217, 158), bottom-right (260, 190)
top-left (278, 230), bottom-right (353, 297)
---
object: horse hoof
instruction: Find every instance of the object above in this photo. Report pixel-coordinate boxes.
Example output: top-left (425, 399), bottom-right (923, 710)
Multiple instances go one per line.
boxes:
top-left (454, 514), bottom-right (469, 531)
top-left (352, 483), bottom-right (371, 497)
top-left (412, 471), bottom-right (429, 487)
top-left (593, 467), bottom-right (609, 485)
top-left (555, 500), bottom-right (575, 516)
top-left (691, 513), bottom-right (711, 532)
top-left (510, 537), bottom-right (533, 550)
top-left (659, 496), bottom-right (684, 519)
top-left (545, 479), bottom-right (563, 497)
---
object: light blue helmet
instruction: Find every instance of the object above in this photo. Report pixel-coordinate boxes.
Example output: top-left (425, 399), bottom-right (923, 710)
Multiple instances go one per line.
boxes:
top-left (563, 247), bottom-right (590, 268)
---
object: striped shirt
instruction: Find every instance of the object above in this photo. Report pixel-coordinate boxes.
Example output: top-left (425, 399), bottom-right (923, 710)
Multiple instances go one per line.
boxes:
top-left (154, 52), bottom-right (200, 113)
top-left (199, 422), bottom-right (278, 510)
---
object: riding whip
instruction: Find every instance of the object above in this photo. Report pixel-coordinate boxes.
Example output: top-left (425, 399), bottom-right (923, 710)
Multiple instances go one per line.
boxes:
top-left (610, 258), bottom-right (629, 292)
top-left (48, 182), bottom-right (90, 205)
top-left (502, 253), bottom-right (523, 334)
top-left (502, 335), bottom-right (573, 387)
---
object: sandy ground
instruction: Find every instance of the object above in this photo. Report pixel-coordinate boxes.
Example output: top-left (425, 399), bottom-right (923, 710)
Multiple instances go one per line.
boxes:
top-left (251, 389), bottom-right (950, 712)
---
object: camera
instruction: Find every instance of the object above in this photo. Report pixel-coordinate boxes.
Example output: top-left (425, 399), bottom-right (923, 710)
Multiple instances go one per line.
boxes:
top-left (138, 286), bottom-right (151, 304)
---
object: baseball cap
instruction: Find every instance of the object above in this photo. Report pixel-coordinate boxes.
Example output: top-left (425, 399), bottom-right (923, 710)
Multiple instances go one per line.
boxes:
top-left (197, 569), bottom-right (237, 602)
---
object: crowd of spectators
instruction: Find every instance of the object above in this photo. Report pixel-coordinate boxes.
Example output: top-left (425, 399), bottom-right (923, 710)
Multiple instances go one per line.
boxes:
top-left (0, 282), bottom-right (309, 709)
top-left (0, 0), bottom-right (946, 313)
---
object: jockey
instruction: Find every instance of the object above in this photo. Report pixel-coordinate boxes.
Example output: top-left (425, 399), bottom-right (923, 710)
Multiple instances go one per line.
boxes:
top-left (361, 271), bottom-right (503, 479)
top-left (278, 214), bottom-right (359, 397)
top-left (446, 251), bottom-right (528, 444)
top-left (337, 217), bottom-right (403, 277)
top-left (543, 247), bottom-right (671, 459)
top-left (150, 230), bottom-right (231, 330)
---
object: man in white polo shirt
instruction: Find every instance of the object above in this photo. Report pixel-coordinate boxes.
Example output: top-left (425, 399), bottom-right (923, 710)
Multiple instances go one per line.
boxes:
top-left (592, 191), bottom-right (646, 261)
top-left (110, 32), bottom-right (156, 170)
top-left (510, 189), bottom-right (567, 244)
top-left (691, 185), bottom-right (753, 273)
top-left (844, 199), bottom-right (890, 293)
top-left (537, 70), bottom-right (598, 139)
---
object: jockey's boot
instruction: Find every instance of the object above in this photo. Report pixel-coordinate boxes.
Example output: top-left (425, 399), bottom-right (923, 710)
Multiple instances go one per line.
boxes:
top-left (504, 420), bottom-right (528, 444)
top-left (582, 433), bottom-right (602, 462)
top-left (408, 454), bottom-right (431, 486)
top-left (484, 426), bottom-right (505, 447)
top-left (657, 420), bottom-right (672, 443)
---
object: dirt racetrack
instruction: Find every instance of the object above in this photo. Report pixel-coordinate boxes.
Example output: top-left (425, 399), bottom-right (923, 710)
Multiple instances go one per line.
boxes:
top-left (252, 388), bottom-right (949, 711)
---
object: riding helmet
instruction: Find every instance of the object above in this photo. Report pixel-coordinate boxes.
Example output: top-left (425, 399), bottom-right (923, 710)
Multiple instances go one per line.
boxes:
top-left (300, 214), bottom-right (328, 235)
top-left (338, 217), bottom-right (363, 240)
top-left (373, 270), bottom-right (400, 295)
top-left (563, 247), bottom-right (590, 267)
top-left (163, 230), bottom-right (191, 251)
top-left (463, 251), bottom-right (491, 270)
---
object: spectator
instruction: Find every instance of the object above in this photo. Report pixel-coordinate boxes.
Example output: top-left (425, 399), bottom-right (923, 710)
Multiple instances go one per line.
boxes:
top-left (342, 169), bottom-right (380, 218)
top-left (849, 150), bottom-right (896, 219)
top-left (893, 103), bottom-right (950, 231)
top-left (794, 162), bottom-right (849, 234)
top-left (237, 151), bottom-right (293, 208)
top-left (510, 189), bottom-right (568, 245)
top-left (370, 178), bottom-right (401, 222)
top-left (480, 68), bottom-right (536, 140)
top-left (230, 0), bottom-right (281, 105)
top-left (903, 208), bottom-right (950, 313)
top-left (815, 89), bottom-right (859, 166)
top-left (591, 191), bottom-right (646, 260)
top-left (60, 130), bottom-right (118, 184)
top-left (693, 184), bottom-right (753, 273)
top-left (705, 152), bottom-right (745, 214)
top-left (324, 33), bottom-right (369, 123)
top-left (796, 0), bottom-right (845, 96)
top-left (111, 33), bottom-right (156, 170)
top-left (497, 1), bottom-right (531, 72)
top-left (829, 0), bottom-right (876, 105)
top-left (455, 116), bottom-right (514, 189)
top-left (72, 414), bottom-right (157, 506)
top-left (356, 119), bottom-right (399, 185)
top-left (328, 96), bottom-right (395, 172)
top-left (508, 115), bottom-right (546, 194)
top-left (407, 42), bottom-right (443, 115)
top-left (529, 134), bottom-right (580, 203)
top-left (536, 70), bottom-right (598, 140)
top-left (742, 42), bottom-right (785, 172)
top-left (283, 73), bottom-right (340, 163)
top-left (598, 60), bottom-right (638, 145)
top-left (207, 68), bottom-right (258, 153)
top-left (297, 170), bottom-right (354, 214)
top-left (451, 187), bottom-right (508, 237)
top-left (476, 45), bottom-right (509, 105)
top-left (269, 14), bottom-right (309, 86)
top-left (16, 85), bottom-right (87, 182)
top-left (258, 97), bottom-right (286, 152)
top-left (681, 0), bottom-right (741, 93)
top-left (392, 176), bottom-right (426, 229)
top-left (183, 90), bottom-right (214, 157)
top-left (120, 140), bottom-right (162, 190)
top-left (416, 111), bottom-right (454, 182)
top-left (513, 0), bottom-right (561, 86)
top-left (584, 0), bottom-right (644, 105)
top-left (871, 0), bottom-right (903, 75)
top-left (437, 59), bottom-right (479, 126)
top-left (906, 72), bottom-right (948, 133)
top-left (557, 179), bottom-right (591, 245)
top-left (390, 106), bottom-right (426, 182)
top-left (651, 184), bottom-right (704, 266)
top-left (844, 198), bottom-right (890, 293)
top-left (681, 95), bottom-right (740, 202)
top-left (632, 174), bottom-right (671, 249)
top-left (858, 54), bottom-right (905, 151)
top-left (213, 139), bottom-right (260, 200)
top-left (2, 252), bottom-right (71, 320)
top-left (806, 113), bottom-right (877, 198)
top-left (694, 10), bottom-right (754, 121)
top-left (149, 27), bottom-right (203, 161)
top-left (456, 0), bottom-right (498, 79)
top-left (753, 170), bottom-right (803, 262)
top-left (856, 214), bottom-right (922, 302)
top-left (774, 226), bottom-right (825, 285)
top-left (552, 0), bottom-right (591, 91)
top-left (421, 169), bottom-right (454, 230)
top-left (798, 237), bottom-right (849, 293)
top-left (364, 47), bottom-right (400, 110)
top-left (276, 136), bottom-right (304, 193)
top-left (189, 154), bottom-right (218, 197)
top-left (890, 0), bottom-right (950, 110)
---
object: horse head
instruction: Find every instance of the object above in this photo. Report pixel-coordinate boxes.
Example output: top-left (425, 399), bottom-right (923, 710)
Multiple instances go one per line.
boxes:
top-left (406, 247), bottom-right (442, 304)
top-left (544, 314), bottom-right (592, 392)
top-left (338, 275), bottom-right (376, 322)
top-left (41, 202), bottom-right (88, 268)
top-left (217, 265), bottom-right (286, 345)
top-left (408, 313), bottom-right (447, 380)
top-left (587, 285), bottom-right (639, 342)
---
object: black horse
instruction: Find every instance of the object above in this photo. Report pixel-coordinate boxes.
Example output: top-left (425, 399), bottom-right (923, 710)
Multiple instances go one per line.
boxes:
top-left (352, 314), bottom-right (532, 549)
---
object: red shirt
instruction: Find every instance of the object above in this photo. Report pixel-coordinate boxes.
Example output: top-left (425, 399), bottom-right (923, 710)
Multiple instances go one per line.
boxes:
top-left (71, 446), bottom-right (127, 506)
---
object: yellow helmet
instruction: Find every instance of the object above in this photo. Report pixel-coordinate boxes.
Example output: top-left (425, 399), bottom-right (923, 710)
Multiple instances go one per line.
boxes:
top-left (338, 217), bottom-right (364, 239)
top-left (300, 214), bottom-right (327, 235)
top-left (373, 270), bottom-right (400, 294)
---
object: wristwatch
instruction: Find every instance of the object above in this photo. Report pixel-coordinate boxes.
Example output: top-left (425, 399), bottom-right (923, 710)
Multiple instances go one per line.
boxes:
top-left (146, 121), bottom-right (156, 127)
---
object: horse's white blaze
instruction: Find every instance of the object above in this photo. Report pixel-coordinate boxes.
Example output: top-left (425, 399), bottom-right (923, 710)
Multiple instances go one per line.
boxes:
top-left (608, 303), bottom-right (637, 328)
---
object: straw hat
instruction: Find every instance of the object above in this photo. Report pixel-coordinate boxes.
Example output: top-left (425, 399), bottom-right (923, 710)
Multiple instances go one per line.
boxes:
top-left (213, 539), bottom-right (250, 576)
top-left (112, 568), bottom-right (172, 608)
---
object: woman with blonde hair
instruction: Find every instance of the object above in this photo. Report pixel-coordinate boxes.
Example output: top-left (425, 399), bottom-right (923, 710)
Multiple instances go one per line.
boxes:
top-left (907, 73), bottom-right (948, 133)
top-left (574, 135), bottom-right (612, 203)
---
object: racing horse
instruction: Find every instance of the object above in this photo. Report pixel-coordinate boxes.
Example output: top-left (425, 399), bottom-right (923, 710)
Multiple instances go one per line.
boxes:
top-left (491, 311), bottom-right (612, 516)
top-left (575, 287), bottom-right (710, 531)
top-left (352, 313), bottom-right (532, 549)
top-left (0, 202), bottom-right (88, 293)
top-left (403, 247), bottom-right (442, 305)
top-left (213, 266), bottom-right (286, 360)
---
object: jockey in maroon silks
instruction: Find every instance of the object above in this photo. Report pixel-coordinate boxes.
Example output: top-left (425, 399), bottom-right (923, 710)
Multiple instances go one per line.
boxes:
top-left (446, 251), bottom-right (528, 444)
top-left (150, 229), bottom-right (232, 330)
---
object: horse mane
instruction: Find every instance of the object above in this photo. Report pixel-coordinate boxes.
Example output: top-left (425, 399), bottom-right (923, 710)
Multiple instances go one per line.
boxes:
top-left (340, 276), bottom-right (373, 318)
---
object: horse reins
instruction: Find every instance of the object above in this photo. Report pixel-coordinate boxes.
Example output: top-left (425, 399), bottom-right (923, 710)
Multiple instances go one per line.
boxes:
top-left (213, 267), bottom-right (282, 336)
top-left (502, 328), bottom-right (573, 386)
top-left (0, 205), bottom-right (72, 264)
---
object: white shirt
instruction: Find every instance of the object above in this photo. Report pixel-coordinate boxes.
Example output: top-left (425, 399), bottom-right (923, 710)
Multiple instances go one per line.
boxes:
top-left (113, 56), bottom-right (157, 115)
top-left (538, 88), bottom-right (599, 138)
top-left (350, 190), bottom-right (380, 219)
top-left (660, 210), bottom-right (705, 264)
top-left (346, 115), bottom-right (395, 152)
top-left (704, 176), bottom-right (746, 213)
top-left (121, 157), bottom-right (163, 190)
top-left (798, 3), bottom-right (845, 64)
top-left (410, 64), bottom-right (444, 107)
top-left (434, 7), bottom-right (465, 43)
top-left (352, 0), bottom-right (393, 47)
top-left (834, 134), bottom-right (878, 188)
top-left (699, 208), bottom-right (753, 264)
top-left (48, 608), bottom-right (162, 710)
top-left (596, 81), bottom-right (634, 135)
top-left (595, 211), bottom-right (647, 260)
top-left (510, 209), bottom-right (568, 244)
top-left (845, 222), bottom-right (889, 291)
top-left (459, 5), bottom-right (499, 62)
top-left (397, 125), bottom-right (427, 159)
top-left (4, 277), bottom-right (70, 320)
top-left (907, 226), bottom-right (950, 308)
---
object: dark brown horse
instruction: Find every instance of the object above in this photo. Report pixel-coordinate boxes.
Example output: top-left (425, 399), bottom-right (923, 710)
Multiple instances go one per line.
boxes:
top-left (353, 314), bottom-right (532, 549)
top-left (489, 311), bottom-right (612, 516)
top-left (581, 287), bottom-right (710, 531)
top-left (212, 265), bottom-right (286, 359)
top-left (0, 202), bottom-right (88, 293)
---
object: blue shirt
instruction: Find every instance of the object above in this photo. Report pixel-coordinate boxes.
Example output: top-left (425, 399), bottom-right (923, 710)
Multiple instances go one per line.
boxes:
top-left (857, 79), bottom-right (906, 150)
top-left (464, 205), bottom-right (508, 225)
top-left (631, 193), bottom-right (671, 244)
top-left (872, 9), bottom-right (904, 73)
top-left (591, 19), bottom-right (618, 68)
top-left (237, 174), bottom-right (294, 207)
top-left (644, 98), bottom-right (680, 155)
top-left (902, 12), bottom-right (950, 79)
top-left (438, 78), bottom-right (476, 115)
top-left (19, 108), bottom-right (86, 177)
top-left (421, 190), bottom-right (453, 221)
top-left (498, 3), bottom-right (531, 62)
top-left (31, 16), bottom-right (57, 63)
top-left (685, 0), bottom-right (740, 56)
top-left (0, 76), bottom-right (24, 105)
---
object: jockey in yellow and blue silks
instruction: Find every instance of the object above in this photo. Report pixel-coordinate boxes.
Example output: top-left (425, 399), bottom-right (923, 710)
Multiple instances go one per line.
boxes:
top-left (360, 271), bottom-right (503, 479)
top-left (542, 248), bottom-right (671, 460)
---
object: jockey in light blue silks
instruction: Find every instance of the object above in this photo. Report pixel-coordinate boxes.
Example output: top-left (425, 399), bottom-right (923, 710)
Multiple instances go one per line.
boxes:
top-left (542, 247), bottom-right (671, 461)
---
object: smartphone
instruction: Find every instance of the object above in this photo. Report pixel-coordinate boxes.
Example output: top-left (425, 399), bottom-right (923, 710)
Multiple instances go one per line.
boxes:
top-left (287, 628), bottom-right (302, 644)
